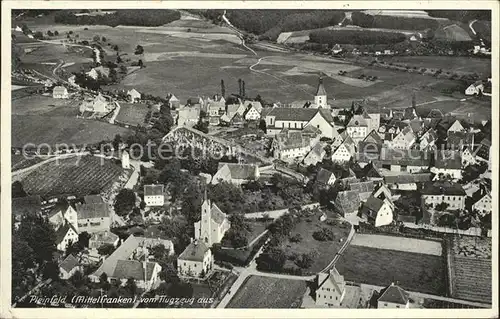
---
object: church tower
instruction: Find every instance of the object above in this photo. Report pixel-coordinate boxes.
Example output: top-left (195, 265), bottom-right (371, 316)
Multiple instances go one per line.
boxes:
top-left (199, 188), bottom-right (212, 245)
top-left (314, 75), bottom-right (328, 108)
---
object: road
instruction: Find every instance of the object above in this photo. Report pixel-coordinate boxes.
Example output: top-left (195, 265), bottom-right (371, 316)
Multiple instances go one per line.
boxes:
top-left (468, 19), bottom-right (478, 35)
top-left (243, 203), bottom-right (320, 220)
top-left (321, 222), bottom-right (356, 273)
top-left (222, 10), bottom-right (257, 56)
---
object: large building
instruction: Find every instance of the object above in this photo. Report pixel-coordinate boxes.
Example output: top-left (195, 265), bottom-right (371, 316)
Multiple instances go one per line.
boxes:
top-left (313, 76), bottom-right (328, 109)
top-left (421, 181), bottom-right (466, 210)
top-left (177, 239), bottom-right (214, 278)
top-left (315, 267), bottom-right (346, 307)
top-left (271, 129), bottom-right (321, 163)
top-left (75, 195), bottom-right (111, 234)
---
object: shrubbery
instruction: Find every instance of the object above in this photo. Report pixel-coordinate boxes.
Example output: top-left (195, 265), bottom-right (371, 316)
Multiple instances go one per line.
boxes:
top-left (309, 29), bottom-right (406, 45)
top-left (312, 227), bottom-right (335, 241)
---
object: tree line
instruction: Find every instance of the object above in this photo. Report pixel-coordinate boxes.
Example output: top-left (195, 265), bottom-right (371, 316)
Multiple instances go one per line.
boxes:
top-left (309, 29), bottom-right (407, 45)
top-left (351, 11), bottom-right (439, 31)
top-left (426, 10), bottom-right (491, 22)
top-left (54, 9), bottom-right (181, 27)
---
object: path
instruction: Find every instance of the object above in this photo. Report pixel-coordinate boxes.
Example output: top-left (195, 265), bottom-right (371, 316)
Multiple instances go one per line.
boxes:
top-left (222, 10), bottom-right (257, 56)
top-left (12, 152), bottom-right (90, 177)
top-left (468, 19), bottom-right (478, 36)
top-left (321, 220), bottom-right (355, 273)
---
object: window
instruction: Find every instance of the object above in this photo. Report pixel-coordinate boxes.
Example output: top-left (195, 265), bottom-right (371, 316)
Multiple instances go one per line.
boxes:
top-left (384, 303), bottom-right (388, 306)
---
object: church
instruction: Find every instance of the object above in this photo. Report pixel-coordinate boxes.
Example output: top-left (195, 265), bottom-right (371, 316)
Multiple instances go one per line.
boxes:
top-left (310, 75), bottom-right (329, 108)
top-left (194, 192), bottom-right (231, 246)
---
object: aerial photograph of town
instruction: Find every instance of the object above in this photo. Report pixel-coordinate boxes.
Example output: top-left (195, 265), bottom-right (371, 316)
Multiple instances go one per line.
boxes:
top-left (5, 4), bottom-right (496, 314)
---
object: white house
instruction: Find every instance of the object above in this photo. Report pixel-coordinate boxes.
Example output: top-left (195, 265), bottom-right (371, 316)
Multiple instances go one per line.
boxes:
top-left (271, 129), bottom-right (321, 163)
top-left (212, 163), bottom-right (260, 185)
top-left (86, 68), bottom-right (99, 80)
top-left (346, 115), bottom-right (369, 144)
top-left (465, 82), bottom-right (484, 96)
top-left (127, 89), bottom-right (141, 102)
top-left (194, 196), bottom-right (230, 246)
top-left (447, 120), bottom-right (465, 134)
top-left (177, 239), bottom-right (213, 278)
top-left (59, 254), bottom-right (83, 280)
top-left (315, 267), bottom-right (346, 307)
top-left (121, 150), bottom-right (130, 169)
top-left (389, 126), bottom-right (416, 150)
top-left (358, 195), bottom-right (393, 227)
top-left (331, 44), bottom-right (343, 55)
top-left (55, 223), bottom-right (79, 252)
top-left (421, 181), bottom-right (466, 210)
top-left (92, 93), bottom-right (107, 113)
top-left (109, 260), bottom-right (162, 291)
top-left (472, 190), bottom-right (491, 217)
top-left (243, 103), bottom-right (261, 121)
top-left (377, 283), bottom-right (410, 309)
top-left (53, 86), bottom-right (69, 99)
top-left (144, 185), bottom-right (164, 207)
top-left (75, 195), bottom-right (111, 234)
top-left (461, 147), bottom-right (476, 167)
top-left (331, 136), bottom-right (356, 163)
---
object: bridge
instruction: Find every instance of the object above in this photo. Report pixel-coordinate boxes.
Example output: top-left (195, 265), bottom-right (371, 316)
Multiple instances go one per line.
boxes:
top-left (162, 126), bottom-right (273, 165)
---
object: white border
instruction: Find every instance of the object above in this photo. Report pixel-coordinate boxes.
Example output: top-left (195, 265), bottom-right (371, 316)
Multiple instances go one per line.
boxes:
top-left (1, 1), bottom-right (498, 318)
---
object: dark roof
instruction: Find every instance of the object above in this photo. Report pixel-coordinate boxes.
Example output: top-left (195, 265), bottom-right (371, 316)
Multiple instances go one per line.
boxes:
top-left (359, 148), bottom-right (431, 167)
top-left (408, 119), bottom-right (424, 134)
top-left (273, 130), bottom-right (315, 150)
top-left (446, 132), bottom-right (474, 148)
top-left (178, 240), bottom-right (210, 262)
top-left (349, 181), bottom-right (375, 193)
top-left (358, 141), bottom-right (382, 155)
top-left (359, 195), bottom-right (385, 220)
top-left (334, 190), bottom-right (360, 215)
top-left (144, 184), bottom-right (164, 196)
top-left (363, 130), bottom-right (383, 145)
top-left (434, 150), bottom-right (462, 170)
top-left (426, 109), bottom-right (444, 119)
top-left (217, 163), bottom-right (259, 180)
top-left (316, 168), bottom-right (334, 184)
top-left (378, 284), bottom-right (410, 304)
top-left (384, 173), bottom-right (432, 184)
top-left (12, 195), bottom-right (42, 218)
top-left (112, 260), bottom-right (156, 281)
top-left (403, 107), bottom-right (418, 120)
top-left (55, 223), bottom-right (78, 245)
top-left (397, 215), bottom-right (417, 223)
top-left (421, 181), bottom-right (466, 196)
top-left (59, 254), bottom-right (80, 273)
top-left (84, 194), bottom-right (103, 204)
top-left (263, 107), bottom-right (333, 123)
top-left (315, 77), bottom-right (327, 96)
top-left (76, 202), bottom-right (110, 219)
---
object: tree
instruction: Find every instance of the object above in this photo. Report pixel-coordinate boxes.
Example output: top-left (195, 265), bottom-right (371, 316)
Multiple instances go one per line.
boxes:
top-left (135, 45), bottom-right (144, 55)
top-left (411, 92), bottom-right (417, 108)
top-left (42, 260), bottom-right (60, 280)
top-left (12, 181), bottom-right (27, 198)
top-left (242, 80), bottom-right (246, 98)
top-left (220, 79), bottom-right (225, 97)
top-left (97, 243), bottom-right (116, 256)
top-left (102, 36), bottom-right (107, 42)
top-left (435, 202), bottom-right (450, 212)
top-left (138, 59), bottom-right (144, 68)
top-left (167, 281), bottom-right (193, 298)
top-left (93, 35), bottom-right (100, 42)
top-left (295, 252), bottom-right (314, 269)
top-left (238, 78), bottom-right (242, 97)
top-left (54, 30), bottom-right (59, 36)
top-left (119, 65), bottom-right (127, 74)
top-left (109, 68), bottom-right (118, 83)
top-left (47, 30), bottom-right (54, 36)
top-left (289, 233), bottom-right (302, 243)
top-left (113, 45), bottom-right (119, 51)
top-left (34, 31), bottom-right (44, 39)
top-left (112, 134), bottom-right (122, 151)
top-left (259, 119), bottom-right (267, 133)
top-left (256, 246), bottom-right (287, 271)
top-left (114, 189), bottom-right (137, 216)
top-left (116, 55), bottom-right (122, 64)
top-left (312, 227), bottom-right (335, 241)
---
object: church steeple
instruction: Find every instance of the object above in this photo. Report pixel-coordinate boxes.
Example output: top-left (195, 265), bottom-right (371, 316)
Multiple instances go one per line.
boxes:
top-left (314, 74), bottom-right (327, 108)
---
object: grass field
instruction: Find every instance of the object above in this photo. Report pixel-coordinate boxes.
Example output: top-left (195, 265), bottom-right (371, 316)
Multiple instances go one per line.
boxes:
top-left (351, 234), bottom-right (442, 256)
top-left (12, 155), bottom-right (129, 197)
top-left (114, 102), bottom-right (150, 126)
top-left (336, 245), bottom-right (447, 295)
top-left (227, 276), bottom-right (307, 308)
top-left (12, 115), bottom-right (133, 148)
top-left (279, 213), bottom-right (351, 274)
top-left (12, 95), bottom-right (80, 117)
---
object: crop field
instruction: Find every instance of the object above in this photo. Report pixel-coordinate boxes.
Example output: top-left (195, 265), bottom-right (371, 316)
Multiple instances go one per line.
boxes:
top-left (351, 234), bottom-right (442, 256)
top-left (11, 154), bottom-right (45, 171)
top-left (278, 213), bottom-right (351, 274)
top-left (12, 115), bottom-right (133, 148)
top-left (336, 245), bottom-right (447, 295)
top-left (18, 42), bottom-right (93, 65)
top-left (12, 95), bottom-right (80, 117)
top-left (227, 276), bottom-right (307, 308)
top-left (114, 103), bottom-right (150, 126)
top-left (12, 155), bottom-right (129, 197)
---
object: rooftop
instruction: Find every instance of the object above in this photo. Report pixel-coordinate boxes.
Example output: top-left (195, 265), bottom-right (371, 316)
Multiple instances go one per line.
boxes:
top-left (59, 254), bottom-right (80, 273)
top-left (421, 181), bottom-right (466, 196)
top-left (144, 184), bottom-right (164, 196)
top-left (75, 202), bottom-right (110, 220)
top-left (378, 284), bottom-right (410, 305)
top-left (112, 260), bottom-right (157, 281)
top-left (178, 240), bottom-right (210, 262)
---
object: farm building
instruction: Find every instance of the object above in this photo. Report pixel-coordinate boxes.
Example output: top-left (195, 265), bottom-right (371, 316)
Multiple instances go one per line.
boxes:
top-left (315, 267), bottom-right (346, 307)
top-left (177, 239), bottom-right (214, 278)
top-left (52, 86), bottom-right (69, 99)
top-left (144, 184), bottom-right (165, 207)
top-left (59, 254), bottom-right (83, 280)
top-left (465, 81), bottom-right (484, 96)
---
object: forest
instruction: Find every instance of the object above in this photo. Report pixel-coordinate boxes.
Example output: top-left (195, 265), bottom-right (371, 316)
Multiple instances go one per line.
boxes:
top-left (426, 10), bottom-right (491, 22)
top-left (351, 12), bottom-right (440, 30)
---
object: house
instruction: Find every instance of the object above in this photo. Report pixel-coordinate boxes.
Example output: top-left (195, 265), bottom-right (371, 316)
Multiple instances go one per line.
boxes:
top-left (86, 68), bottom-right (99, 80)
top-left (271, 129), bottom-right (320, 163)
top-left (349, 180), bottom-right (376, 202)
top-left (226, 102), bottom-right (246, 120)
top-left (186, 96), bottom-right (204, 108)
top-left (94, 66), bottom-right (110, 78)
top-left (91, 93), bottom-right (107, 113)
top-left (419, 128), bottom-right (438, 151)
top-left (384, 173), bottom-right (432, 191)
top-left (243, 102), bottom-right (262, 121)
top-left (88, 230), bottom-right (120, 259)
top-left (461, 146), bottom-right (476, 167)
top-left (166, 93), bottom-right (181, 109)
top-left (90, 235), bottom-right (174, 283)
top-left (313, 76), bottom-right (329, 108)
top-left (358, 195), bottom-right (394, 227)
top-left (194, 195), bottom-right (231, 246)
top-left (75, 197), bottom-right (111, 233)
top-left (177, 106), bottom-right (200, 127)
top-left (59, 254), bottom-right (83, 280)
top-left (363, 129), bottom-right (383, 146)
top-left (402, 107), bottom-right (418, 122)
top-left (346, 115), bottom-right (369, 144)
top-left (425, 109), bottom-right (445, 120)
top-left (431, 150), bottom-right (462, 180)
top-left (333, 190), bottom-right (360, 218)
top-left (465, 81), bottom-right (484, 96)
top-left (357, 147), bottom-right (431, 173)
top-left (331, 136), bottom-right (356, 163)
top-left (446, 131), bottom-right (474, 150)
top-left (109, 259), bottom-right (162, 291)
top-left (207, 99), bottom-right (226, 117)
top-left (447, 119), bottom-right (465, 134)
top-left (377, 283), bottom-right (410, 308)
top-left (127, 89), bottom-right (141, 102)
top-left (52, 86), bottom-right (69, 99)
top-left (261, 107), bottom-right (338, 139)
top-left (331, 44), bottom-right (343, 55)
top-left (388, 126), bottom-right (416, 150)
top-left (474, 138), bottom-right (491, 162)
top-left (212, 163), bottom-right (260, 185)
top-left (177, 239), bottom-right (213, 278)
top-left (315, 168), bottom-right (337, 186)
top-left (48, 201), bottom-right (79, 232)
top-left (421, 181), bottom-right (466, 210)
top-left (55, 222), bottom-right (79, 252)
top-left (472, 188), bottom-right (491, 216)
top-left (315, 267), bottom-right (346, 307)
top-left (144, 184), bottom-right (164, 207)
top-left (303, 143), bottom-right (326, 166)
top-left (231, 113), bottom-right (245, 127)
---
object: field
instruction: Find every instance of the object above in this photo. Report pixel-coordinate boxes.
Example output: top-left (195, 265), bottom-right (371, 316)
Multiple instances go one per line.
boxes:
top-left (11, 154), bottom-right (46, 171)
top-left (449, 236), bottom-right (491, 303)
top-left (336, 245), bottom-right (447, 295)
top-left (227, 276), bottom-right (307, 308)
top-left (279, 212), bottom-right (351, 274)
top-left (350, 234), bottom-right (442, 256)
top-left (12, 155), bottom-right (129, 197)
top-left (17, 42), bottom-right (93, 65)
top-left (12, 95), bottom-right (80, 117)
top-left (114, 103), bottom-right (151, 126)
top-left (12, 115), bottom-right (132, 148)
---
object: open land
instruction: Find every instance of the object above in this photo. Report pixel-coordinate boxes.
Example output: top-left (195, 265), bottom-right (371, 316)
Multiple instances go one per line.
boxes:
top-left (114, 102), bottom-right (151, 126)
top-left (227, 275), bottom-right (307, 308)
top-left (12, 155), bottom-right (129, 197)
top-left (335, 245), bottom-right (447, 295)
top-left (351, 234), bottom-right (442, 256)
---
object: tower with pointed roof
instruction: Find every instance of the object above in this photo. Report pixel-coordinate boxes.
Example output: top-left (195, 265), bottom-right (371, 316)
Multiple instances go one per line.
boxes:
top-left (314, 75), bottom-right (328, 108)
top-left (195, 189), bottom-right (230, 246)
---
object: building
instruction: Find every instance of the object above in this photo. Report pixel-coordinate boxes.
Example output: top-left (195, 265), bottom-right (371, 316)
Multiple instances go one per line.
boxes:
top-left (212, 163), bottom-right (260, 185)
top-left (431, 150), bottom-right (462, 180)
top-left (127, 89), bottom-right (141, 102)
top-left (194, 195), bottom-right (230, 246)
top-left (121, 150), bottom-right (130, 169)
top-left (358, 195), bottom-right (394, 227)
top-left (226, 102), bottom-right (246, 120)
top-left (59, 254), bottom-right (83, 280)
top-left (177, 106), bottom-right (201, 127)
top-left (48, 201), bottom-right (79, 232)
top-left (358, 148), bottom-right (431, 173)
top-left (92, 93), bottom-right (107, 113)
top-left (53, 86), bottom-right (69, 99)
top-left (261, 107), bottom-right (338, 139)
top-left (315, 267), bottom-right (346, 307)
top-left (88, 230), bottom-right (120, 259)
top-left (271, 129), bottom-right (320, 163)
top-left (167, 94), bottom-right (181, 109)
top-left (313, 76), bottom-right (328, 108)
top-left (315, 168), bottom-right (337, 187)
top-left (86, 68), bottom-right (99, 80)
top-left (331, 136), bottom-right (356, 163)
top-left (472, 188), bottom-right (491, 217)
top-left (55, 222), bottom-right (79, 252)
top-left (75, 196), bottom-right (111, 233)
top-left (447, 120), bottom-right (465, 134)
top-left (346, 115), bottom-right (369, 144)
top-left (109, 259), bottom-right (162, 291)
top-left (243, 102), bottom-right (262, 121)
top-left (177, 239), bottom-right (214, 278)
top-left (384, 173), bottom-right (432, 191)
top-left (377, 283), bottom-right (410, 309)
top-left (465, 82), bottom-right (484, 96)
top-left (144, 184), bottom-right (164, 207)
top-left (418, 128), bottom-right (438, 151)
top-left (461, 147), bottom-right (476, 167)
top-left (333, 190), bottom-right (360, 218)
top-left (389, 126), bottom-right (416, 150)
top-left (331, 44), bottom-right (343, 54)
top-left (421, 181), bottom-right (466, 210)
top-left (303, 143), bottom-right (326, 166)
